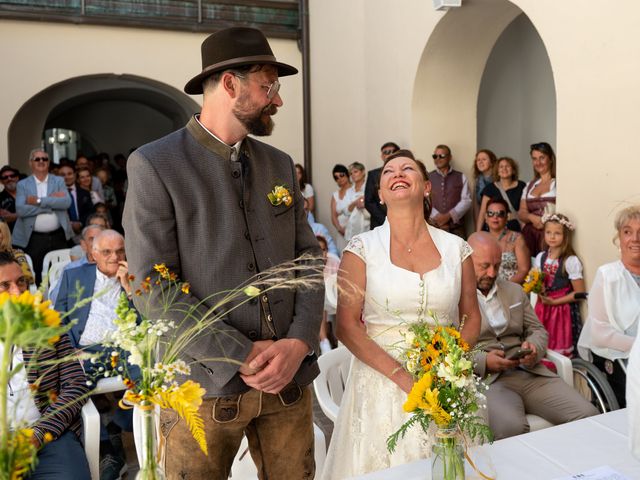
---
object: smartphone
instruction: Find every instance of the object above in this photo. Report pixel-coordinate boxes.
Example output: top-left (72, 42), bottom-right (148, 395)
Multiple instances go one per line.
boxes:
top-left (507, 348), bottom-right (533, 360)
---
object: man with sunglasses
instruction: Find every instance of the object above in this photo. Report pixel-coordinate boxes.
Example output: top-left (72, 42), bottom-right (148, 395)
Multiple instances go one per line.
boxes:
top-left (429, 144), bottom-right (472, 238)
top-left (123, 27), bottom-right (323, 479)
top-left (0, 165), bottom-right (20, 232)
top-left (13, 149), bottom-right (72, 284)
top-left (364, 141), bottom-right (400, 229)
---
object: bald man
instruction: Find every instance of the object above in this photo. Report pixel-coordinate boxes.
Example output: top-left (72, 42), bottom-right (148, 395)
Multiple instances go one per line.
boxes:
top-left (468, 232), bottom-right (597, 439)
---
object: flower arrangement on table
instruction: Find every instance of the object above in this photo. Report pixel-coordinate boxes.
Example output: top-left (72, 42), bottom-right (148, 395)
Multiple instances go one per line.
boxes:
top-left (522, 268), bottom-right (544, 294)
top-left (105, 259), bottom-right (322, 480)
top-left (0, 291), bottom-right (73, 480)
top-left (387, 319), bottom-right (492, 480)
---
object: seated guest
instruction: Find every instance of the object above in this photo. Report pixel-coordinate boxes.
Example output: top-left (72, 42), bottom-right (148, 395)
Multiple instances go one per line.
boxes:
top-left (14, 148), bottom-right (72, 285)
top-left (86, 212), bottom-right (111, 229)
top-left (578, 205), bottom-right (640, 408)
top-left (469, 232), bottom-right (597, 440)
top-left (0, 252), bottom-right (90, 480)
top-left (48, 224), bottom-right (105, 304)
top-left (54, 229), bottom-right (134, 479)
top-left (0, 219), bottom-right (35, 286)
top-left (628, 331), bottom-right (640, 460)
top-left (483, 198), bottom-right (530, 284)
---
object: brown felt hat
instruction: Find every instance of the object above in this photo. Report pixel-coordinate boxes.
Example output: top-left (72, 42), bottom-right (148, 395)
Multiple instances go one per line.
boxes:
top-left (184, 27), bottom-right (298, 95)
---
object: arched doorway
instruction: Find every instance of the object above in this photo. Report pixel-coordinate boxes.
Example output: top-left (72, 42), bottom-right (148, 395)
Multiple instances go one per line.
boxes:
top-left (8, 74), bottom-right (200, 172)
top-left (411, 0), bottom-right (556, 182)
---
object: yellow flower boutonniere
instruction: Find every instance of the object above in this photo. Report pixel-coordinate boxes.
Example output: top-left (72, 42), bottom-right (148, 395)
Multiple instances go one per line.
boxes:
top-left (267, 184), bottom-right (293, 207)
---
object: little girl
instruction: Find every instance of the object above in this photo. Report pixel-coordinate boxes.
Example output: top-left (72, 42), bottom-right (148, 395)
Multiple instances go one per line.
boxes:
top-left (534, 213), bottom-right (586, 356)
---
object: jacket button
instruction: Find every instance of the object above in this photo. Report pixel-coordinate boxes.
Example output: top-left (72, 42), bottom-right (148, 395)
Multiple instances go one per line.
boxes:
top-left (244, 231), bottom-right (250, 239)
top-left (247, 262), bottom-right (255, 271)
top-left (248, 330), bottom-right (258, 340)
top-left (232, 170), bottom-right (240, 179)
top-left (239, 200), bottom-right (244, 209)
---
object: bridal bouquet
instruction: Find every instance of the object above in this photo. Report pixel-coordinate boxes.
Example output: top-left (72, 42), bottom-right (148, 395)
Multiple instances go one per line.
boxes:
top-left (105, 259), bottom-right (322, 480)
top-left (0, 291), bottom-right (71, 480)
top-left (522, 268), bottom-right (544, 294)
top-left (388, 320), bottom-right (492, 480)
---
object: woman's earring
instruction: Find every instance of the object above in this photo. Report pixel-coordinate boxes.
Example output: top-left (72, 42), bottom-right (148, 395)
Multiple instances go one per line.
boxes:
top-left (425, 192), bottom-right (430, 198)
top-left (379, 199), bottom-right (384, 205)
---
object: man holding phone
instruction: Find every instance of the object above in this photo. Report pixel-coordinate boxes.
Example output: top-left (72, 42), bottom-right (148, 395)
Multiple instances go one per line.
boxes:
top-left (468, 233), bottom-right (598, 440)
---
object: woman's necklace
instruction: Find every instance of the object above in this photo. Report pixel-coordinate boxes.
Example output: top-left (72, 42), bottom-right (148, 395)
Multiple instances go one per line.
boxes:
top-left (393, 229), bottom-right (426, 254)
top-left (498, 228), bottom-right (508, 241)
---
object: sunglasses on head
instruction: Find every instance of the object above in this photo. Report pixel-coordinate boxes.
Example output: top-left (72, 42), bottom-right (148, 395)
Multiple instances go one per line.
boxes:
top-left (530, 142), bottom-right (551, 152)
top-left (1, 173), bottom-right (17, 180)
top-left (333, 172), bottom-right (346, 180)
top-left (32, 156), bottom-right (49, 163)
top-left (432, 153), bottom-right (449, 160)
top-left (487, 210), bottom-right (507, 218)
top-left (382, 149), bottom-right (396, 155)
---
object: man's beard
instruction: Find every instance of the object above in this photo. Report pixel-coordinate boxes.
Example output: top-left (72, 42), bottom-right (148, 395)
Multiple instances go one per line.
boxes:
top-left (478, 275), bottom-right (496, 294)
top-left (233, 93), bottom-right (277, 136)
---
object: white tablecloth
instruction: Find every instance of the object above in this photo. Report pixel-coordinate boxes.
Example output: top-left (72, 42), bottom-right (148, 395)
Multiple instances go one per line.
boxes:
top-left (353, 409), bottom-right (640, 479)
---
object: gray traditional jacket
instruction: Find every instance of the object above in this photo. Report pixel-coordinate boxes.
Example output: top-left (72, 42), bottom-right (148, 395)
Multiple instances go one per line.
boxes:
top-left (123, 116), bottom-right (324, 396)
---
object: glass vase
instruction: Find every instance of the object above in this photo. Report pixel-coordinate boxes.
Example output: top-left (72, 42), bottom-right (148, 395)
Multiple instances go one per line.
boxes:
top-left (135, 406), bottom-right (166, 480)
top-left (431, 426), bottom-right (465, 480)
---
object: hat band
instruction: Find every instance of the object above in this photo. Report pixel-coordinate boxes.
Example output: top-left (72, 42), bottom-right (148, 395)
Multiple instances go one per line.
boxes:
top-left (201, 54), bottom-right (279, 75)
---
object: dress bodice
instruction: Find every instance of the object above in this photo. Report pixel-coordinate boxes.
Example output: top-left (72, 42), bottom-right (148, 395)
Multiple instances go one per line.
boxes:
top-left (345, 221), bottom-right (472, 333)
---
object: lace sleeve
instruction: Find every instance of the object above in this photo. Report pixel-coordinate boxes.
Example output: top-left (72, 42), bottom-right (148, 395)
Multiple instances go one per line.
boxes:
top-left (344, 235), bottom-right (366, 261)
top-left (460, 240), bottom-right (473, 262)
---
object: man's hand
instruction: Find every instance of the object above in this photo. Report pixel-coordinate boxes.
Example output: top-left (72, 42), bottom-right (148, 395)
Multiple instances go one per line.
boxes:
top-left (26, 195), bottom-right (39, 206)
top-left (238, 340), bottom-right (274, 375)
top-left (116, 261), bottom-right (131, 295)
top-left (50, 191), bottom-right (67, 198)
top-left (240, 338), bottom-right (309, 394)
top-left (486, 350), bottom-right (519, 374)
top-left (518, 341), bottom-right (538, 368)
top-left (71, 221), bottom-right (83, 234)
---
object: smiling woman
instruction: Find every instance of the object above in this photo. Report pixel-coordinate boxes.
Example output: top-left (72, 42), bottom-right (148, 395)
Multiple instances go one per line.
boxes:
top-left (321, 149), bottom-right (482, 479)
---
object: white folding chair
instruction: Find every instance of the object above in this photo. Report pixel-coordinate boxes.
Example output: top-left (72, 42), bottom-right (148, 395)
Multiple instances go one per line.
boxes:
top-left (46, 260), bottom-right (70, 299)
top-left (41, 248), bottom-right (71, 284)
top-left (313, 346), bottom-right (352, 423)
top-left (23, 253), bottom-right (38, 294)
top-left (82, 377), bottom-right (127, 480)
top-left (526, 350), bottom-right (573, 431)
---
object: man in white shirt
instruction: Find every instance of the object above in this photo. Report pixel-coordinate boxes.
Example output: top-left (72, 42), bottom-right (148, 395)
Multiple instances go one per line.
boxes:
top-left (13, 149), bottom-right (73, 284)
top-left (54, 229), bottom-right (134, 480)
top-left (468, 232), bottom-right (597, 439)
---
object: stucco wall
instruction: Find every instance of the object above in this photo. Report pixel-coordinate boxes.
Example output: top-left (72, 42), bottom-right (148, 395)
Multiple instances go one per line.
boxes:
top-left (0, 19), bottom-right (304, 166)
top-left (309, 0), bottom-right (640, 285)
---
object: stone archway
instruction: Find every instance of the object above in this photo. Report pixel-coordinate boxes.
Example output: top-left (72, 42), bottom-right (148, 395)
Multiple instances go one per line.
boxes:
top-left (8, 74), bottom-right (199, 172)
top-left (411, 0), bottom-right (556, 179)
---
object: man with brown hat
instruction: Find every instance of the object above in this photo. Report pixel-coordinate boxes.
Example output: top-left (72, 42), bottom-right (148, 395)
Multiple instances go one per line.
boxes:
top-left (123, 27), bottom-right (323, 479)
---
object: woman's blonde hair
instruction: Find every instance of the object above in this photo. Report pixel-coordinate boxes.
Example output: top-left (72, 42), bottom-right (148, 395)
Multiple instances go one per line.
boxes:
top-left (613, 204), bottom-right (640, 245)
top-left (0, 221), bottom-right (12, 251)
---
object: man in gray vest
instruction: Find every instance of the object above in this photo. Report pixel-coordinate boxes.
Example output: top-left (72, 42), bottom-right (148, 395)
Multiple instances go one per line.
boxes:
top-left (429, 144), bottom-right (471, 237)
top-left (123, 28), bottom-right (323, 479)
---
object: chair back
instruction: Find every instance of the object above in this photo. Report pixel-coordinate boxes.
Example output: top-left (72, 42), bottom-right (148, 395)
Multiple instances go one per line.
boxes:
top-left (46, 260), bottom-right (70, 297)
top-left (42, 248), bottom-right (71, 283)
top-left (313, 346), bottom-right (352, 423)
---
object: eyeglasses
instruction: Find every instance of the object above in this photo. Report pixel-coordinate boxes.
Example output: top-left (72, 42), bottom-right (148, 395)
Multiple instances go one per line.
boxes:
top-left (333, 173), bottom-right (346, 180)
top-left (382, 149), bottom-right (396, 156)
top-left (0, 277), bottom-right (29, 292)
top-left (32, 156), bottom-right (49, 163)
top-left (1, 174), bottom-right (17, 180)
top-left (432, 154), bottom-right (449, 160)
top-left (234, 74), bottom-right (281, 100)
top-left (96, 248), bottom-right (126, 257)
top-left (486, 210), bottom-right (507, 218)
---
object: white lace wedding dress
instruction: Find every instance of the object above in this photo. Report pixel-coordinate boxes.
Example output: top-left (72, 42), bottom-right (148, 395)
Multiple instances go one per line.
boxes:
top-left (321, 220), bottom-right (472, 479)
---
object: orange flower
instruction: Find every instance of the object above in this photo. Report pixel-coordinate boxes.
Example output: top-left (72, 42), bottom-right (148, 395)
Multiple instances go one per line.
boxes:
top-left (48, 390), bottom-right (58, 403)
top-left (181, 283), bottom-right (190, 294)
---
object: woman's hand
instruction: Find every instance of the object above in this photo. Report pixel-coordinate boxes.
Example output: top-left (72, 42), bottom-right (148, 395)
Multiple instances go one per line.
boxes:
top-left (531, 214), bottom-right (544, 230)
top-left (539, 295), bottom-right (557, 306)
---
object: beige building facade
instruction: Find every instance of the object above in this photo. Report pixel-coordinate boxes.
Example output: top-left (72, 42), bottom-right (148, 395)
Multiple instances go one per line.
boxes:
top-left (2, 0), bottom-right (639, 284)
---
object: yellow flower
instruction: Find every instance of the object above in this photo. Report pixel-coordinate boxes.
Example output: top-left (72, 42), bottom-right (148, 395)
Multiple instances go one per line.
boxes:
top-left (43, 432), bottom-right (54, 443)
top-left (181, 282), bottom-right (191, 294)
top-left (267, 185), bottom-right (293, 207)
top-left (243, 286), bottom-right (261, 297)
top-left (403, 373), bottom-right (432, 412)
